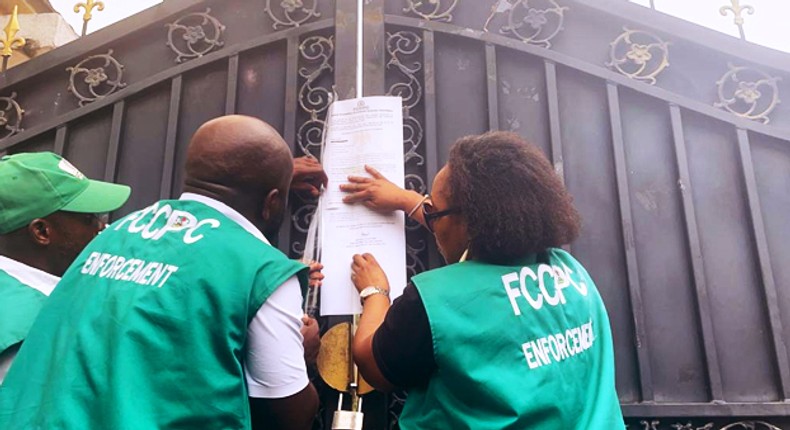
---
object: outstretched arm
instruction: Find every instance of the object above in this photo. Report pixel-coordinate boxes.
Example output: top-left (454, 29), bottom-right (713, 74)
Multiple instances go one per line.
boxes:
top-left (340, 165), bottom-right (428, 228)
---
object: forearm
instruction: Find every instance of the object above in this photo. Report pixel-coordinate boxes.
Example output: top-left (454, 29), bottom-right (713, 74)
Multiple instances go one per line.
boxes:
top-left (353, 295), bottom-right (395, 391)
top-left (399, 189), bottom-right (428, 228)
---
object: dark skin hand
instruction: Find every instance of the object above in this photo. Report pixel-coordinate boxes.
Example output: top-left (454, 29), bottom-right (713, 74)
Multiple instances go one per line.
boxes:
top-left (301, 261), bottom-right (324, 366)
top-left (292, 156), bottom-right (328, 199)
top-left (350, 253), bottom-right (396, 392)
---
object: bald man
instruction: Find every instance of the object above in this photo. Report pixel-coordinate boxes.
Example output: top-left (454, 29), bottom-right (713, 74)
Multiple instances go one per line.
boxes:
top-left (0, 116), bottom-right (319, 430)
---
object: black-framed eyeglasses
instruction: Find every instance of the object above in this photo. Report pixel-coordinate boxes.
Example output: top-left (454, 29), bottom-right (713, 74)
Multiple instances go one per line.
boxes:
top-left (422, 200), bottom-right (457, 233)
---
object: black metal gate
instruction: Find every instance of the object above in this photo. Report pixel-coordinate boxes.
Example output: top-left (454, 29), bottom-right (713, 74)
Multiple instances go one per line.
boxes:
top-left (1, 1), bottom-right (789, 428)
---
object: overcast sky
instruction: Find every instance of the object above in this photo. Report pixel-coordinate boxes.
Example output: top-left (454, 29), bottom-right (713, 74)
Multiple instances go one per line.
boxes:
top-left (49, 0), bottom-right (161, 34)
top-left (49, 0), bottom-right (790, 53)
top-left (630, 0), bottom-right (790, 52)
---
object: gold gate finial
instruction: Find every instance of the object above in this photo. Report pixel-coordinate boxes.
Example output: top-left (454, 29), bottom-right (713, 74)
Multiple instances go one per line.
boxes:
top-left (720, 0), bottom-right (754, 40)
top-left (74, 0), bottom-right (105, 36)
top-left (1, 5), bottom-right (25, 72)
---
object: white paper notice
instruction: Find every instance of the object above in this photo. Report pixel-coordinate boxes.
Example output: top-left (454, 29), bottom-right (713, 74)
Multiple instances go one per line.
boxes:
top-left (319, 96), bottom-right (406, 316)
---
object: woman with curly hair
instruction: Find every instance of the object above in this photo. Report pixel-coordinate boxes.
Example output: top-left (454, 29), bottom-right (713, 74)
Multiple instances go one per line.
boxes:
top-left (340, 131), bottom-right (624, 429)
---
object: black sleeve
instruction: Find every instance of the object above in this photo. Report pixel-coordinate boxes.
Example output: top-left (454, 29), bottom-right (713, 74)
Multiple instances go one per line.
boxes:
top-left (371, 283), bottom-right (436, 389)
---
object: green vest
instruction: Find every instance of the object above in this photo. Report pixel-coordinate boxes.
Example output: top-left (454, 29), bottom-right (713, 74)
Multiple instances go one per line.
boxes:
top-left (0, 198), bottom-right (307, 430)
top-left (0, 269), bottom-right (50, 355)
top-left (403, 248), bottom-right (624, 430)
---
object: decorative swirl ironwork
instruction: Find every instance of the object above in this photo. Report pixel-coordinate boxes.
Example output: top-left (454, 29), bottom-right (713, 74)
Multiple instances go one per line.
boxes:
top-left (165, 9), bottom-right (226, 63)
top-left (292, 203), bottom-right (317, 234)
top-left (290, 34), bottom-right (334, 258)
top-left (485, 0), bottom-right (568, 49)
top-left (606, 28), bottom-right (669, 85)
top-left (297, 35), bottom-right (334, 158)
top-left (403, 0), bottom-right (459, 22)
top-left (66, 50), bottom-right (127, 107)
top-left (388, 390), bottom-right (408, 430)
top-left (714, 63), bottom-right (780, 124)
top-left (0, 92), bottom-right (24, 140)
top-left (405, 174), bottom-right (427, 195)
top-left (626, 420), bottom-right (782, 430)
top-left (406, 241), bottom-right (427, 278)
top-left (719, 0), bottom-right (754, 40)
top-left (387, 30), bottom-right (427, 237)
top-left (719, 422), bottom-right (781, 430)
top-left (265, 0), bottom-right (321, 29)
top-left (387, 31), bottom-right (425, 170)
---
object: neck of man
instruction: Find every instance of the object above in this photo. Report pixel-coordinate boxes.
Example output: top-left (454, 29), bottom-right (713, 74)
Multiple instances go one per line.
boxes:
top-left (183, 180), bottom-right (267, 235)
top-left (0, 238), bottom-right (57, 276)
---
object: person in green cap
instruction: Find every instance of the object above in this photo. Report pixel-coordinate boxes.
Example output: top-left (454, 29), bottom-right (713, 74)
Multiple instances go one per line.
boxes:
top-left (0, 151), bottom-right (131, 385)
top-left (341, 131), bottom-right (625, 429)
top-left (0, 116), bottom-right (319, 430)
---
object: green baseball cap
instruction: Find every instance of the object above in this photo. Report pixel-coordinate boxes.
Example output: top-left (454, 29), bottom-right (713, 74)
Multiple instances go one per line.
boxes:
top-left (0, 152), bottom-right (131, 234)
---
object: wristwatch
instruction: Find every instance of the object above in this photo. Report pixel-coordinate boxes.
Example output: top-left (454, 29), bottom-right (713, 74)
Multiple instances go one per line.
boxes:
top-left (359, 286), bottom-right (390, 305)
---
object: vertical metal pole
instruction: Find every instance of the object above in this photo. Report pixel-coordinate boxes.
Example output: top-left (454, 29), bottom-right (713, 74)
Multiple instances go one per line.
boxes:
top-left (607, 82), bottom-right (654, 402)
top-left (160, 75), bottom-right (182, 199)
top-left (737, 127), bottom-right (790, 400)
top-left (362, 0), bottom-right (386, 96)
top-left (356, 0), bottom-right (363, 98)
top-left (279, 36), bottom-right (300, 252)
top-left (669, 104), bottom-right (723, 402)
top-left (485, 44), bottom-right (499, 131)
top-left (225, 54), bottom-right (240, 115)
top-left (544, 60), bottom-right (565, 184)
top-left (105, 100), bottom-right (125, 183)
top-left (335, 0), bottom-right (359, 100)
top-left (54, 125), bottom-right (69, 156)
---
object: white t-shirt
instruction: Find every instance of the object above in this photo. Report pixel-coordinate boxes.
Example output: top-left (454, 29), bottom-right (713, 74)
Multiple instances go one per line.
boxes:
top-left (0, 256), bottom-right (59, 385)
top-left (180, 193), bottom-right (308, 398)
top-left (2, 197), bottom-right (308, 399)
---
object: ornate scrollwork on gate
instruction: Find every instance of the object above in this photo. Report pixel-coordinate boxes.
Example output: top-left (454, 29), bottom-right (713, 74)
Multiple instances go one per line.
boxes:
top-left (406, 241), bottom-right (428, 276)
top-left (297, 35), bottom-right (334, 158)
top-left (66, 50), bottom-right (127, 107)
top-left (484, 0), bottom-right (568, 49)
top-left (403, 0), bottom-right (459, 22)
top-left (290, 34), bottom-right (334, 258)
top-left (387, 30), bottom-right (428, 237)
top-left (719, 422), bottom-right (781, 430)
top-left (265, 0), bottom-right (321, 30)
top-left (165, 9), bottom-right (225, 63)
top-left (387, 31), bottom-right (425, 170)
top-left (606, 28), bottom-right (670, 85)
top-left (388, 390), bottom-right (408, 430)
top-left (0, 92), bottom-right (24, 140)
top-left (626, 419), bottom-right (782, 430)
top-left (714, 63), bottom-right (780, 124)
